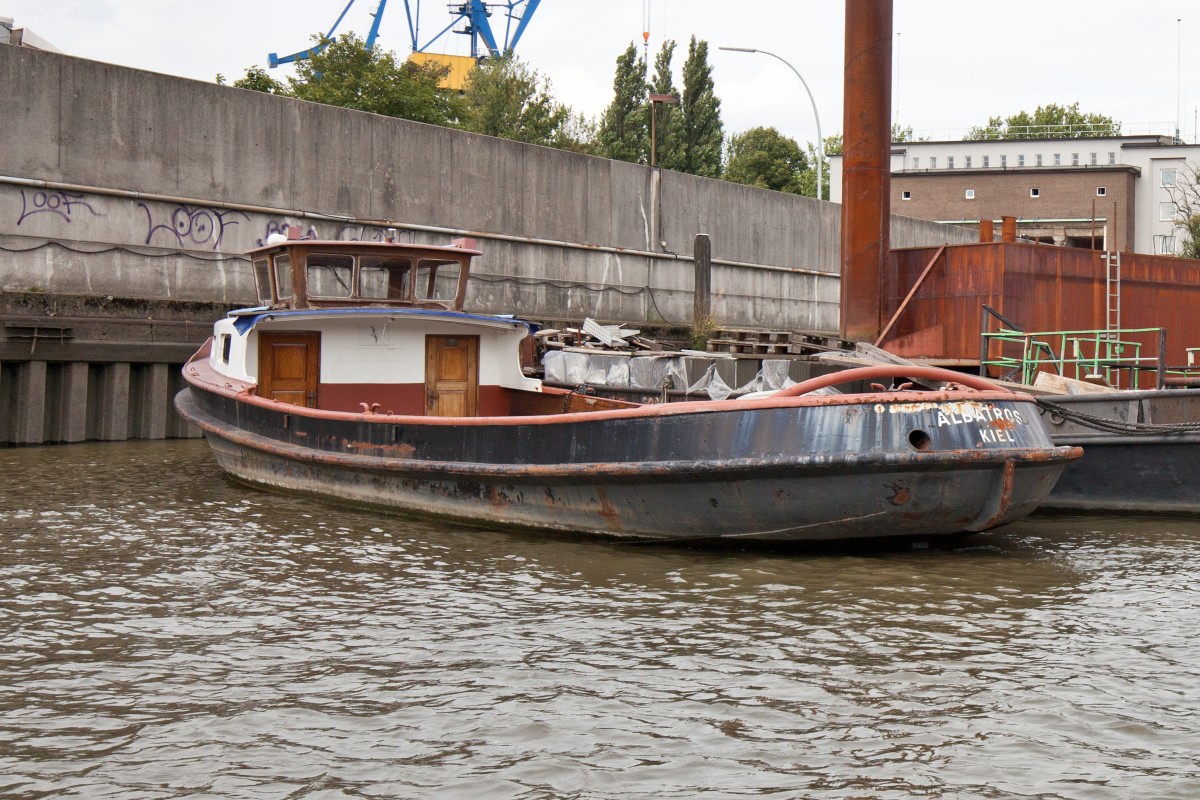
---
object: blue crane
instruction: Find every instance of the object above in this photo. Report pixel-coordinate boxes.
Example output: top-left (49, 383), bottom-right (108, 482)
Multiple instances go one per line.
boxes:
top-left (268, 0), bottom-right (542, 68)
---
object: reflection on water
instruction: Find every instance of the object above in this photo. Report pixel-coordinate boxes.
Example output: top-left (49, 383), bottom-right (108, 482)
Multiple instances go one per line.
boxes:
top-left (2, 441), bottom-right (1199, 799)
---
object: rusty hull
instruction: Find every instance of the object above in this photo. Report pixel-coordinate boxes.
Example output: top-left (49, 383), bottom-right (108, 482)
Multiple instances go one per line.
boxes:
top-left (176, 361), bottom-right (1080, 542)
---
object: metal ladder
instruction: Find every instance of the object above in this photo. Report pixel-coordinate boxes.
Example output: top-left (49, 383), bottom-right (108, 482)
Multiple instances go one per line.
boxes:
top-left (1104, 250), bottom-right (1121, 337)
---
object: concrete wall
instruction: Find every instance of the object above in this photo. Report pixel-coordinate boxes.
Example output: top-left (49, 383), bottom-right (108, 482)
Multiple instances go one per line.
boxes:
top-left (1, 44), bottom-right (975, 334)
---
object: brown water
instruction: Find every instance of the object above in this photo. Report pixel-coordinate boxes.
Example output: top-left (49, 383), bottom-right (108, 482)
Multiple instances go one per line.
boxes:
top-left (1, 440), bottom-right (1198, 799)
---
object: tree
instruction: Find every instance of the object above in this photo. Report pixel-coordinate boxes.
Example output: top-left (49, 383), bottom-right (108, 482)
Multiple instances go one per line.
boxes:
top-left (724, 127), bottom-right (808, 194)
top-left (797, 133), bottom-right (843, 200)
top-left (649, 40), bottom-right (682, 169)
top-left (288, 33), bottom-right (463, 126)
top-left (678, 37), bottom-right (724, 177)
top-left (966, 103), bottom-right (1120, 140)
top-left (462, 56), bottom-right (573, 147)
top-left (217, 66), bottom-right (290, 95)
top-left (1164, 164), bottom-right (1200, 257)
top-left (597, 43), bottom-right (649, 163)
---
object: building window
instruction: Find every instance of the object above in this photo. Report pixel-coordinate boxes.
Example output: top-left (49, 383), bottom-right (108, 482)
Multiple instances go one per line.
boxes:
top-left (1054, 153), bottom-right (1061, 166)
top-left (1017, 154), bottom-right (1024, 167)
top-left (965, 156), bottom-right (973, 168)
top-left (1030, 188), bottom-right (1041, 198)
top-left (912, 156), bottom-right (919, 169)
top-left (1035, 154), bottom-right (1043, 166)
top-left (1108, 151), bottom-right (1116, 164)
top-left (1090, 152), bottom-right (1098, 165)
top-left (902, 190), bottom-right (912, 200)
top-left (965, 189), bottom-right (976, 200)
top-left (948, 156), bottom-right (956, 169)
top-left (1072, 153), bottom-right (1080, 166)
top-left (930, 156), bottom-right (937, 169)
top-left (1001, 154), bottom-right (1008, 167)
top-left (1160, 201), bottom-right (1178, 221)
top-left (1162, 168), bottom-right (1178, 186)
top-left (983, 155), bottom-right (990, 167)
top-left (1096, 187), bottom-right (1107, 197)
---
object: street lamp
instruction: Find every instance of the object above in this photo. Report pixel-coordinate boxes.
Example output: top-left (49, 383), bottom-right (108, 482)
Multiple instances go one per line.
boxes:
top-left (649, 93), bottom-right (679, 167)
top-left (719, 46), bottom-right (823, 200)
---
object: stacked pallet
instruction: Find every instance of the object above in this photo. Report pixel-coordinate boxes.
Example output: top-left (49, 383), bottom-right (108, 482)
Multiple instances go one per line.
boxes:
top-left (704, 329), bottom-right (850, 356)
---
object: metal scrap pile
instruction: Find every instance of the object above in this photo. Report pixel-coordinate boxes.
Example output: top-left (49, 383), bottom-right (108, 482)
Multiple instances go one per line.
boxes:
top-left (535, 318), bottom-right (669, 352)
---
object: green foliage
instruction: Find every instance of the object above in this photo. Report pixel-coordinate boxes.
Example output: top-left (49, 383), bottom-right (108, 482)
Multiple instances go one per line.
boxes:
top-left (966, 103), bottom-right (1120, 140)
top-left (597, 43), bottom-right (650, 163)
top-left (462, 56), bottom-right (574, 147)
top-left (221, 66), bottom-right (290, 95)
top-left (724, 127), bottom-right (808, 194)
top-left (689, 314), bottom-right (718, 350)
top-left (1164, 164), bottom-right (1200, 258)
top-left (288, 33), bottom-right (463, 125)
top-left (678, 37), bottom-right (724, 178)
top-left (1179, 215), bottom-right (1200, 259)
top-left (649, 40), bottom-right (682, 169)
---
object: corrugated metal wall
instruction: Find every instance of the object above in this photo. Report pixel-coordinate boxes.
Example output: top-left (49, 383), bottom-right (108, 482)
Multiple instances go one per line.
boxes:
top-left (879, 242), bottom-right (1200, 368)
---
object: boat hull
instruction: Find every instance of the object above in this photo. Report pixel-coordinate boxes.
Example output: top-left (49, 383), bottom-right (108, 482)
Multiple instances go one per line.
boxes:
top-left (177, 387), bottom-right (1078, 543)
top-left (1032, 388), bottom-right (1200, 514)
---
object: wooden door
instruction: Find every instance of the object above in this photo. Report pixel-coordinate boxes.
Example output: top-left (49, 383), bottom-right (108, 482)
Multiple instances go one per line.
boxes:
top-left (259, 332), bottom-right (320, 407)
top-left (425, 335), bottom-right (479, 417)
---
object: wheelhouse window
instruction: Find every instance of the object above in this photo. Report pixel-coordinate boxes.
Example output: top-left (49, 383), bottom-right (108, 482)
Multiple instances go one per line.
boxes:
top-left (273, 254), bottom-right (293, 301)
top-left (219, 334), bottom-right (232, 364)
top-left (252, 258), bottom-right (273, 304)
top-left (414, 259), bottom-right (463, 303)
top-left (360, 256), bottom-right (412, 300)
top-left (306, 253), bottom-right (354, 298)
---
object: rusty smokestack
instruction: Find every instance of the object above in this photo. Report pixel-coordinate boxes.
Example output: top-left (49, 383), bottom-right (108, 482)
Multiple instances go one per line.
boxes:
top-left (1001, 215), bottom-right (1017, 242)
top-left (979, 218), bottom-right (994, 243)
top-left (839, 0), bottom-right (893, 342)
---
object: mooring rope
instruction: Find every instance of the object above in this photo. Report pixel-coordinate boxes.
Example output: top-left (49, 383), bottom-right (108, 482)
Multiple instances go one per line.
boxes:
top-left (1035, 398), bottom-right (1200, 436)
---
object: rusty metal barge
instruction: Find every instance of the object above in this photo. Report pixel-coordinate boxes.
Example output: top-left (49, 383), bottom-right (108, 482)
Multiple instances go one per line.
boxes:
top-left (174, 237), bottom-right (1080, 543)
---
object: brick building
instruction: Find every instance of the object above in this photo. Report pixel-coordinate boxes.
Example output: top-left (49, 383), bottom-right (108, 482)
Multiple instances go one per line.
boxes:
top-left (830, 134), bottom-right (1200, 254)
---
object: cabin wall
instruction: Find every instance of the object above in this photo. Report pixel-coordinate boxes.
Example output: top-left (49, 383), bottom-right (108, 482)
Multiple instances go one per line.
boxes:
top-left (225, 316), bottom-right (538, 415)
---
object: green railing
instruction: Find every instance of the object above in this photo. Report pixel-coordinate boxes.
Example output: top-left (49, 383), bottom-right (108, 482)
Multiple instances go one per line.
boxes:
top-left (979, 306), bottom-right (1200, 390)
top-left (982, 327), bottom-right (1165, 388)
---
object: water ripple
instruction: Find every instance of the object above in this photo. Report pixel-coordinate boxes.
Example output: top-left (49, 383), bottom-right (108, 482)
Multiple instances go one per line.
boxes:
top-left (2, 441), bottom-right (1199, 798)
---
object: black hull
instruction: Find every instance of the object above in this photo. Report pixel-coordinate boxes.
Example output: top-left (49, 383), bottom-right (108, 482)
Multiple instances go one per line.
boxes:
top-left (1036, 388), bottom-right (1200, 514)
top-left (176, 386), bottom-right (1078, 542)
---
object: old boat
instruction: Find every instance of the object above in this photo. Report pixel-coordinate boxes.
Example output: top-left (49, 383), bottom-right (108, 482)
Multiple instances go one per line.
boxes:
top-left (174, 237), bottom-right (1081, 543)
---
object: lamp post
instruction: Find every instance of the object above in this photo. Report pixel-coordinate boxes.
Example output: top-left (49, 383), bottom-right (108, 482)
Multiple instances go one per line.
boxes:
top-left (719, 46), bottom-right (823, 200)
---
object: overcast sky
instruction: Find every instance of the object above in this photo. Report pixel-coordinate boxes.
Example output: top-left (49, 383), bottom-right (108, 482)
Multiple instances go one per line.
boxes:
top-left (4, 0), bottom-right (1197, 147)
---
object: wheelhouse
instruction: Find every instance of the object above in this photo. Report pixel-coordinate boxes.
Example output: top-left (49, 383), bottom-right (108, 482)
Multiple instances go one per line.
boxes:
top-left (248, 238), bottom-right (479, 311)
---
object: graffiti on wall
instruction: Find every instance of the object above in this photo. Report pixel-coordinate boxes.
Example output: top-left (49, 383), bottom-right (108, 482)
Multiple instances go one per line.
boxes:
top-left (139, 203), bottom-right (247, 250)
top-left (11, 187), bottom-right (406, 253)
top-left (255, 220), bottom-right (319, 247)
top-left (17, 190), bottom-right (102, 225)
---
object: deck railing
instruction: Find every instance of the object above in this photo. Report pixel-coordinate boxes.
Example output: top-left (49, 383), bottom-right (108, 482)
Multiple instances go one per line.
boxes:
top-left (979, 305), bottom-right (1200, 389)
